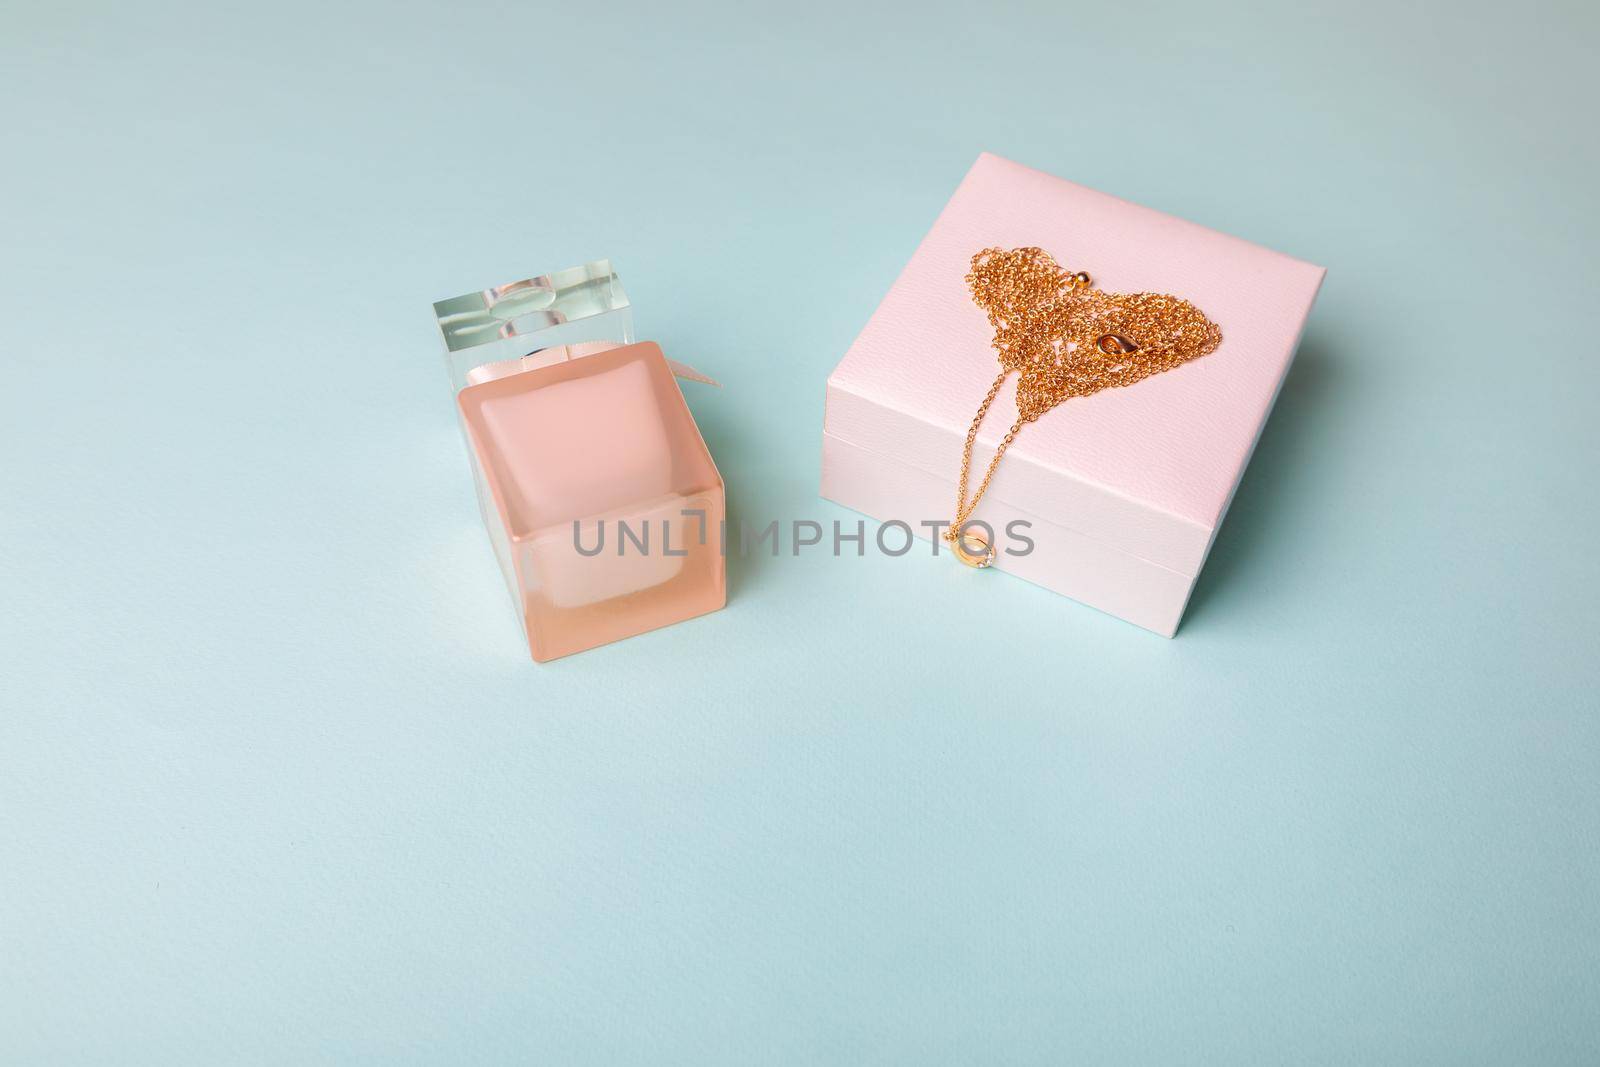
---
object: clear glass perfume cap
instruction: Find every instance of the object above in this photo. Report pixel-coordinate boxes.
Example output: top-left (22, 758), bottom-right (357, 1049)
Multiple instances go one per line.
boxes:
top-left (432, 259), bottom-right (634, 390)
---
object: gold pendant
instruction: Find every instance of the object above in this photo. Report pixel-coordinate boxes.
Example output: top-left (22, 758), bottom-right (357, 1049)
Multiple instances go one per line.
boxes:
top-left (951, 528), bottom-right (995, 569)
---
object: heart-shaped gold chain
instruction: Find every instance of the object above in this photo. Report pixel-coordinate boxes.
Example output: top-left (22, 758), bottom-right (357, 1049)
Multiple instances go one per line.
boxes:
top-left (946, 247), bottom-right (1222, 566)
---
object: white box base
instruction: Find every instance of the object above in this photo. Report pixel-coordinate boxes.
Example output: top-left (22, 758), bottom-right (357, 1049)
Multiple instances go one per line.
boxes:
top-left (821, 432), bottom-right (1198, 637)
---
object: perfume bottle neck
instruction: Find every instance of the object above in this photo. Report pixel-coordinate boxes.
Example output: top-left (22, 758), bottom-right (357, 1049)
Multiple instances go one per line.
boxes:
top-left (464, 341), bottom-right (628, 386)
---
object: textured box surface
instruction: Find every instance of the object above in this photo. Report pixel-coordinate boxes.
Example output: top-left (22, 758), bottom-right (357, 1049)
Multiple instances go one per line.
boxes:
top-left (822, 153), bottom-right (1325, 634)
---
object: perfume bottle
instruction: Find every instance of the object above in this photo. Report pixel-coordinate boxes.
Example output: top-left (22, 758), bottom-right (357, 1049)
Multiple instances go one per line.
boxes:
top-left (434, 262), bottom-right (725, 662)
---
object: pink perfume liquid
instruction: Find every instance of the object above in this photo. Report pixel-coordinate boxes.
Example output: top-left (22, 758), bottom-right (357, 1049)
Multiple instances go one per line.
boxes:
top-left (457, 341), bottom-right (725, 661)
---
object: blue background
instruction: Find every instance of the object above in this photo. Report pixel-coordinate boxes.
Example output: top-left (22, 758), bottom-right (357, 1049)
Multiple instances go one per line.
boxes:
top-left (3, 1), bottom-right (1597, 1062)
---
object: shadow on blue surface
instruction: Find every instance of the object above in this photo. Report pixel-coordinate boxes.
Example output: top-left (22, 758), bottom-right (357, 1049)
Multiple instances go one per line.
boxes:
top-left (1184, 329), bottom-right (1341, 634)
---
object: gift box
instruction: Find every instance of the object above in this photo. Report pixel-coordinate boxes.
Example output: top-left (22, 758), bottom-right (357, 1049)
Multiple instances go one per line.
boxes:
top-left (821, 153), bottom-right (1324, 635)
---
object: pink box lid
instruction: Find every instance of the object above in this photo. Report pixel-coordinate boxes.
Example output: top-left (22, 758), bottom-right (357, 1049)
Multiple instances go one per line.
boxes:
top-left (825, 153), bottom-right (1325, 576)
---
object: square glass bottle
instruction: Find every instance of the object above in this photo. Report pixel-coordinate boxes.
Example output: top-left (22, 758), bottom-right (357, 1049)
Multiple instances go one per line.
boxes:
top-left (435, 265), bottom-right (725, 661)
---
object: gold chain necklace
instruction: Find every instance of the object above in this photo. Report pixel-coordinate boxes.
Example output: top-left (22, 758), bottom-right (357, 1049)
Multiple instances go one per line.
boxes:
top-left (946, 247), bottom-right (1223, 567)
